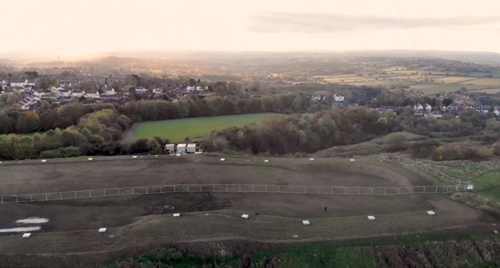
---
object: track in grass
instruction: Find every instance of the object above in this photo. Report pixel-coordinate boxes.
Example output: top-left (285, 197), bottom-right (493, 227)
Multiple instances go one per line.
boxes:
top-left (133, 113), bottom-right (280, 142)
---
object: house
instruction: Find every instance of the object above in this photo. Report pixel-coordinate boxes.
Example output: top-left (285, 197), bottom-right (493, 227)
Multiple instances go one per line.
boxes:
top-left (72, 90), bottom-right (85, 98)
top-left (33, 91), bottom-right (45, 97)
top-left (135, 86), bottom-right (147, 93)
top-left (431, 111), bottom-right (443, 119)
top-left (101, 94), bottom-right (124, 100)
top-left (494, 106), bottom-right (499, 116)
top-left (334, 94), bottom-right (345, 102)
top-left (85, 90), bottom-right (100, 99)
top-left (153, 88), bottom-right (163, 95)
top-left (10, 79), bottom-right (26, 87)
top-left (58, 89), bottom-right (72, 98)
top-left (81, 100), bottom-right (98, 106)
top-left (413, 103), bottom-right (424, 111)
top-left (186, 86), bottom-right (195, 92)
top-left (26, 79), bottom-right (37, 87)
top-left (102, 87), bottom-right (116, 95)
top-left (425, 104), bottom-right (432, 112)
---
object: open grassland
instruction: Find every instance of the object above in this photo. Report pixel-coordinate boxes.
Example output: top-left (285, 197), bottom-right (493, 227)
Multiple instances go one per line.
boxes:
top-left (460, 78), bottom-right (500, 86)
top-left (133, 113), bottom-right (279, 141)
top-left (432, 77), bottom-right (475, 84)
top-left (474, 171), bottom-right (500, 203)
top-left (468, 71), bottom-right (500, 78)
top-left (105, 233), bottom-right (500, 268)
top-left (0, 156), bottom-right (497, 267)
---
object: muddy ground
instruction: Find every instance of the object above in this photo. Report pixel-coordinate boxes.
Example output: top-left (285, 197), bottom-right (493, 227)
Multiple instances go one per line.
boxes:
top-left (0, 156), bottom-right (498, 268)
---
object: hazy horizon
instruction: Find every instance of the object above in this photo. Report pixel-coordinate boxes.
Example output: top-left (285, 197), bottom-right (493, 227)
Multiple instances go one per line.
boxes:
top-left (1, 0), bottom-right (500, 60)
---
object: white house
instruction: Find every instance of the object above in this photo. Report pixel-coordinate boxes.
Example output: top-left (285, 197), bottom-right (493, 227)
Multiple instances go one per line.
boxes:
top-left (431, 111), bottom-right (443, 119)
top-left (33, 91), bottom-right (45, 97)
top-left (425, 104), bottom-right (432, 112)
top-left (72, 90), bottom-right (85, 98)
top-left (102, 87), bottom-right (116, 95)
top-left (85, 90), bottom-right (100, 99)
top-left (58, 89), bottom-right (72, 98)
top-left (26, 79), bottom-right (37, 87)
top-left (10, 79), bottom-right (27, 87)
top-left (413, 104), bottom-right (423, 111)
top-left (334, 94), bottom-right (345, 102)
top-left (186, 86), bottom-right (195, 92)
top-left (153, 88), bottom-right (163, 95)
top-left (135, 86), bottom-right (147, 93)
top-left (494, 106), bottom-right (499, 116)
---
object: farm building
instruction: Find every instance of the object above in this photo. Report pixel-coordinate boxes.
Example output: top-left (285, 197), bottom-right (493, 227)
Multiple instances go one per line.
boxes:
top-left (164, 144), bottom-right (175, 153)
top-left (177, 144), bottom-right (187, 153)
top-left (187, 144), bottom-right (196, 153)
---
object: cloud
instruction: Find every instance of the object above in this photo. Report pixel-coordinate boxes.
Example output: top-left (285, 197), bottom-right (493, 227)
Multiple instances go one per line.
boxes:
top-left (248, 12), bottom-right (500, 34)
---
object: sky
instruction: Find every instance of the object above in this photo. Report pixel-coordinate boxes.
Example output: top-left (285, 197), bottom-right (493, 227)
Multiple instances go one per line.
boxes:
top-left (1, 0), bottom-right (500, 59)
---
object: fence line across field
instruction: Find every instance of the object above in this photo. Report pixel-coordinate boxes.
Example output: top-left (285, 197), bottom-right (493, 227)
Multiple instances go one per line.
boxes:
top-left (0, 184), bottom-right (465, 204)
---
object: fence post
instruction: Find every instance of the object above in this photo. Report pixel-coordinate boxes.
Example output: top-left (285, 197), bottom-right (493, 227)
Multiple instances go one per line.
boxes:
top-left (344, 187), bottom-right (347, 195)
top-left (358, 187), bottom-right (360, 195)
top-left (174, 185), bottom-right (176, 193)
top-left (398, 188), bottom-right (400, 195)
top-left (160, 186), bottom-right (163, 193)
top-left (411, 187), bottom-right (413, 194)
top-left (423, 186), bottom-right (426, 194)
top-left (75, 191), bottom-right (77, 199)
top-left (30, 194), bottom-right (33, 202)
top-left (278, 186), bottom-right (280, 193)
top-left (291, 186), bottom-right (293, 194)
top-left (385, 188), bottom-right (387, 195)
top-left (16, 195), bottom-right (19, 203)
top-left (331, 187), bottom-right (333, 195)
top-left (147, 186), bottom-right (149, 194)
top-left (89, 190), bottom-right (92, 198)
top-left (213, 185), bottom-right (215, 192)
top-left (435, 186), bottom-right (438, 193)
top-left (1, 195), bottom-right (3, 204)
top-left (265, 185), bottom-right (267, 193)
top-left (186, 185), bottom-right (188, 193)
top-left (60, 193), bottom-right (62, 200)
top-left (318, 187), bottom-right (320, 194)
top-left (252, 185), bottom-right (254, 193)
top-left (226, 185), bottom-right (228, 192)
top-left (132, 188), bottom-right (134, 195)
top-left (104, 189), bottom-right (106, 197)
top-left (45, 194), bottom-right (47, 201)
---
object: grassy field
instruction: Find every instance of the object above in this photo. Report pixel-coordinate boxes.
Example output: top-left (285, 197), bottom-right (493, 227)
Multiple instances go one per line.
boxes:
top-left (467, 88), bottom-right (500, 94)
top-left (460, 78), bottom-right (500, 86)
top-left (474, 170), bottom-right (500, 203)
top-left (105, 233), bottom-right (500, 268)
top-left (432, 77), bottom-right (474, 84)
top-left (133, 113), bottom-right (280, 142)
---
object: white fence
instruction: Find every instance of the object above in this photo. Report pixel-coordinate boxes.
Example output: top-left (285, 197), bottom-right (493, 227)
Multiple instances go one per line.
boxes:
top-left (0, 184), bottom-right (464, 204)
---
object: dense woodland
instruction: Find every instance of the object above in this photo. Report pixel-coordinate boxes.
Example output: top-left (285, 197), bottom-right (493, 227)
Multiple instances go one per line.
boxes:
top-left (0, 89), bottom-right (499, 161)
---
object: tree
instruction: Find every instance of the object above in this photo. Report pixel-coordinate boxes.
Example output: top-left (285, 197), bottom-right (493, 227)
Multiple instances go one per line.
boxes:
top-left (188, 78), bottom-right (197, 86)
top-left (376, 90), bottom-right (391, 105)
top-left (15, 111), bottom-right (40, 133)
top-left (37, 79), bottom-right (49, 90)
top-left (6, 94), bottom-right (20, 104)
top-left (442, 98), bottom-right (453, 106)
top-left (49, 78), bottom-right (59, 87)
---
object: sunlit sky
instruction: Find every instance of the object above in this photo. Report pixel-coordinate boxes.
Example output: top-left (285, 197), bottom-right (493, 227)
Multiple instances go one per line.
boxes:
top-left (1, 0), bottom-right (500, 58)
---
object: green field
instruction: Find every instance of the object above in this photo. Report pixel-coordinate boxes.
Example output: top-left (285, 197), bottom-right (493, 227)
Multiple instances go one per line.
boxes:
top-left (408, 83), bottom-right (489, 94)
top-left (460, 78), bottom-right (500, 86)
top-left (133, 113), bottom-right (280, 142)
top-left (474, 170), bottom-right (500, 203)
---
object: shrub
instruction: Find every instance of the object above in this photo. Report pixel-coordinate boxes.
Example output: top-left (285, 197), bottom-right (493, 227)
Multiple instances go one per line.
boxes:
top-left (383, 133), bottom-right (408, 152)
top-left (410, 139), bottom-right (441, 158)
top-left (39, 146), bottom-right (82, 159)
top-left (494, 143), bottom-right (500, 156)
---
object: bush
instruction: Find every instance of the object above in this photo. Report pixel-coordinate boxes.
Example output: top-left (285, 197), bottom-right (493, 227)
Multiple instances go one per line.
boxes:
top-left (410, 139), bottom-right (441, 158)
top-left (39, 146), bottom-right (82, 159)
top-left (383, 133), bottom-right (409, 152)
top-left (495, 143), bottom-right (500, 156)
